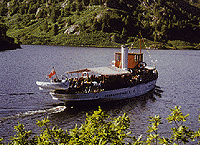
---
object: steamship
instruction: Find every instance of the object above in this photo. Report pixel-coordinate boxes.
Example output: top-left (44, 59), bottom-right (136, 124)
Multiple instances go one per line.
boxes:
top-left (38, 45), bottom-right (158, 103)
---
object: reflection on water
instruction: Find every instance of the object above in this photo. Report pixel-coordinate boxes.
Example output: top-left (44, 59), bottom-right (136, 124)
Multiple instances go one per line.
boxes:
top-left (61, 89), bottom-right (158, 115)
top-left (48, 89), bottom-right (161, 133)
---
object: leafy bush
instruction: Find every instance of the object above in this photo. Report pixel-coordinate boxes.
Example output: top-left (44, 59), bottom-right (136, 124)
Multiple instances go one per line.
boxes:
top-left (0, 106), bottom-right (199, 144)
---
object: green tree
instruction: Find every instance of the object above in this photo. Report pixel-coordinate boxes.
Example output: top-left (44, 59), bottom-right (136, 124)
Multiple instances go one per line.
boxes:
top-left (146, 115), bottom-right (161, 144)
top-left (10, 5), bottom-right (19, 16)
top-left (101, 22), bottom-right (106, 32)
top-left (51, 8), bottom-right (57, 23)
top-left (0, 2), bottom-right (8, 16)
top-left (82, 0), bottom-right (90, 6)
top-left (99, 0), bottom-right (103, 5)
top-left (90, 0), bottom-right (94, 5)
top-left (92, 19), bottom-right (100, 30)
top-left (0, 23), bottom-right (8, 36)
top-left (161, 24), bottom-right (167, 42)
top-left (93, 0), bottom-right (99, 5)
top-left (66, 18), bottom-right (72, 25)
top-left (157, 0), bottom-right (164, 6)
top-left (9, 123), bottom-right (32, 144)
top-left (37, 9), bottom-right (46, 18)
top-left (121, 27), bottom-right (127, 39)
top-left (70, 2), bottom-right (77, 12)
top-left (28, 3), bottom-right (38, 14)
top-left (66, 0), bottom-right (72, 11)
top-left (173, 15), bottom-right (177, 23)
top-left (76, 1), bottom-right (84, 12)
top-left (51, 24), bottom-right (58, 35)
top-left (19, 6), bottom-right (25, 15)
top-left (89, 0), bottom-right (99, 5)
top-left (41, 20), bottom-right (49, 32)
top-left (61, 8), bottom-right (65, 17)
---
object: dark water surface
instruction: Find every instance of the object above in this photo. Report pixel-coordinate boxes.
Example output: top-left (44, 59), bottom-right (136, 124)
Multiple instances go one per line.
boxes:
top-left (0, 45), bottom-right (199, 142)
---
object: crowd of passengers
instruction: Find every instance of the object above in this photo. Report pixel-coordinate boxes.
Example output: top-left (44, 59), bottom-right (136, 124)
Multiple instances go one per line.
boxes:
top-left (61, 74), bottom-right (105, 94)
top-left (54, 68), bottom-right (158, 94)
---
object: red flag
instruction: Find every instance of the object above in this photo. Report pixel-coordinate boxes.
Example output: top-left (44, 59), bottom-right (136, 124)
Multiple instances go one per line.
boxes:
top-left (47, 68), bottom-right (56, 78)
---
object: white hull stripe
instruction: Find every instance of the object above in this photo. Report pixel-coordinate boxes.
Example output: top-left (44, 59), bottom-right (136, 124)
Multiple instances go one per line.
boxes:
top-left (50, 80), bottom-right (157, 102)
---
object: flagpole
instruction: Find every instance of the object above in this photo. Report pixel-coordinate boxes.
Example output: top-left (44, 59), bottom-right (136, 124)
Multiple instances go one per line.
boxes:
top-left (53, 67), bottom-right (58, 79)
top-left (140, 37), bottom-right (141, 54)
top-left (139, 31), bottom-right (142, 54)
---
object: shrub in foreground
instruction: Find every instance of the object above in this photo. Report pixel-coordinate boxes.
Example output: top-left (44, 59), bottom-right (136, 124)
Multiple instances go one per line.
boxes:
top-left (0, 106), bottom-right (200, 144)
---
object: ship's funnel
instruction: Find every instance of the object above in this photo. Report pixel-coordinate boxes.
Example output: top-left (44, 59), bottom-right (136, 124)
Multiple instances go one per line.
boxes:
top-left (121, 45), bottom-right (128, 70)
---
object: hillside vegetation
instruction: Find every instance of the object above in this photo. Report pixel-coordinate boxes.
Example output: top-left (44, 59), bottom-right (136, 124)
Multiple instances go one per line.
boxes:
top-left (0, 0), bottom-right (200, 49)
top-left (0, 23), bottom-right (20, 51)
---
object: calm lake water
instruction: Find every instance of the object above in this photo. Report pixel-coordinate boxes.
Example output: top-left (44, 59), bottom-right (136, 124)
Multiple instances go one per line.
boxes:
top-left (0, 45), bottom-right (199, 143)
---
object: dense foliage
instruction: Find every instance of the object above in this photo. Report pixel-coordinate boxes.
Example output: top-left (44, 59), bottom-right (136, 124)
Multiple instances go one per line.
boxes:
top-left (0, 106), bottom-right (199, 144)
top-left (0, 0), bottom-right (200, 49)
top-left (0, 23), bottom-right (20, 50)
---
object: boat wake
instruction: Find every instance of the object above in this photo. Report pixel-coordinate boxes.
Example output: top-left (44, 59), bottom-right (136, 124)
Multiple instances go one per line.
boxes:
top-left (153, 86), bottom-right (163, 98)
top-left (0, 106), bottom-right (66, 123)
top-left (0, 92), bottom-right (35, 96)
top-left (16, 106), bottom-right (66, 117)
top-left (8, 92), bottom-right (35, 95)
top-left (0, 91), bottom-right (49, 96)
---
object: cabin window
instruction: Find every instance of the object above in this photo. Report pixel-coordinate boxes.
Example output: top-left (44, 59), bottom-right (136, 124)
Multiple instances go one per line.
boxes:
top-left (116, 54), bottom-right (121, 61)
top-left (139, 55), bottom-right (142, 61)
top-left (135, 55), bottom-right (142, 61)
top-left (135, 55), bottom-right (139, 61)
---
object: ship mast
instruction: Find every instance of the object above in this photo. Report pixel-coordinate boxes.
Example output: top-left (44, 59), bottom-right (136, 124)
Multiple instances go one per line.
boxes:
top-left (140, 37), bottom-right (141, 53)
top-left (139, 32), bottom-right (142, 53)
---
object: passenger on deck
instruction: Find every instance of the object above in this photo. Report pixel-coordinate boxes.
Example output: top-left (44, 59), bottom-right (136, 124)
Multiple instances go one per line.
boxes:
top-left (87, 76), bottom-right (91, 83)
top-left (91, 74), bottom-right (95, 81)
top-left (98, 75), bottom-right (102, 83)
top-left (53, 78), bottom-right (61, 82)
top-left (77, 78), bottom-right (81, 87)
top-left (53, 78), bottom-right (57, 82)
top-left (71, 78), bottom-right (75, 88)
top-left (94, 76), bottom-right (99, 83)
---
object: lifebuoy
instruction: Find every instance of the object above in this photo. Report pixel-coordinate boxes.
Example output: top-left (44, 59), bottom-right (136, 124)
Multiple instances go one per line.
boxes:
top-left (138, 62), bottom-right (147, 68)
top-left (111, 60), bottom-right (115, 67)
